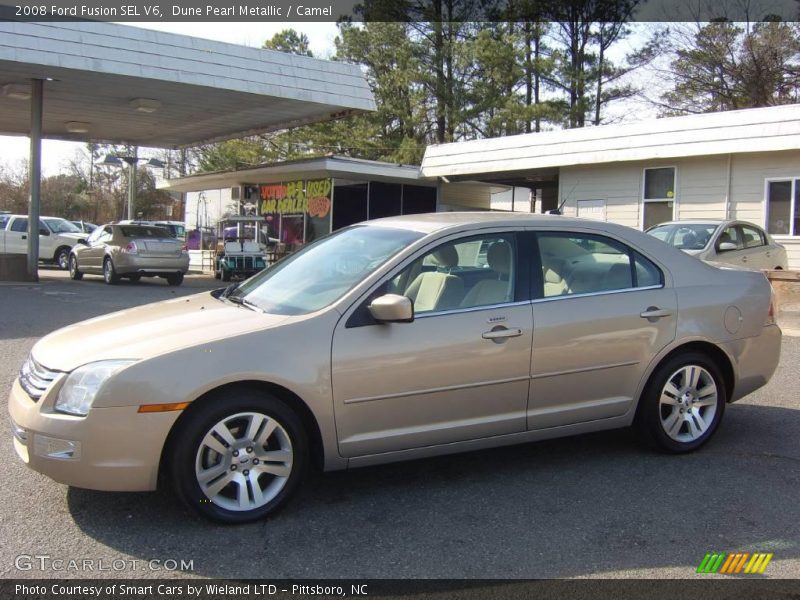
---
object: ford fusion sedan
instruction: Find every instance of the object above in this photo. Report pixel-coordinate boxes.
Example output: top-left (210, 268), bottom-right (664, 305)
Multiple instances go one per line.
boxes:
top-left (10, 214), bottom-right (780, 523)
top-left (69, 224), bottom-right (189, 285)
top-left (646, 220), bottom-right (788, 270)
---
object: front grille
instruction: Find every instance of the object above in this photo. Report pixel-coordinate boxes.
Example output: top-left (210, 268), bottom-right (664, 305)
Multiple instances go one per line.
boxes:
top-left (19, 354), bottom-right (60, 401)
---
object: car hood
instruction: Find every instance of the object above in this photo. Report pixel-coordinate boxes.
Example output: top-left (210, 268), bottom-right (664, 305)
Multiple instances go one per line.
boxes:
top-left (58, 232), bottom-right (87, 241)
top-left (32, 292), bottom-right (291, 372)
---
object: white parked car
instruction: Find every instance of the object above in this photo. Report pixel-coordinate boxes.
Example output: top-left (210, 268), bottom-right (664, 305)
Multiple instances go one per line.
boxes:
top-left (646, 220), bottom-right (788, 271)
top-left (0, 214), bottom-right (87, 270)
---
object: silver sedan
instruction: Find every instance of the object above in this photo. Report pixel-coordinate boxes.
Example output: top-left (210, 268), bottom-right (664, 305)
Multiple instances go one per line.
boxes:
top-left (69, 223), bottom-right (190, 285)
top-left (11, 213), bottom-right (781, 523)
top-left (646, 219), bottom-right (788, 270)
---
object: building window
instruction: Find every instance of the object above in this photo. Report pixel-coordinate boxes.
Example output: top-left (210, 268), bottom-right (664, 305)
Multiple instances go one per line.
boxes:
top-left (642, 167), bottom-right (676, 230)
top-left (767, 179), bottom-right (799, 236)
top-left (644, 167), bottom-right (675, 200)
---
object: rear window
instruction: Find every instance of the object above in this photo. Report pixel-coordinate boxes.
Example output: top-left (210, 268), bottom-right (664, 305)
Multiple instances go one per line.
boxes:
top-left (120, 226), bottom-right (172, 238)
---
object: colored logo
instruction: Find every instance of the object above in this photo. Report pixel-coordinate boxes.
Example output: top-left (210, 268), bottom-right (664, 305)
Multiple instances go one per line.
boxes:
top-left (697, 552), bottom-right (773, 574)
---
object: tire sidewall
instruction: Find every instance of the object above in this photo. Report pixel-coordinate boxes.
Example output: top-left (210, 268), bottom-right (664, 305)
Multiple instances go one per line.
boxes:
top-left (56, 248), bottom-right (70, 270)
top-left (103, 257), bottom-right (117, 284)
top-left (638, 352), bottom-right (726, 453)
top-left (68, 254), bottom-right (82, 280)
top-left (170, 391), bottom-right (308, 524)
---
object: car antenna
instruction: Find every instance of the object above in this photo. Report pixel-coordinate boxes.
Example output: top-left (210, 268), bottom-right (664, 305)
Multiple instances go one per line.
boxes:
top-left (546, 181), bottom-right (578, 215)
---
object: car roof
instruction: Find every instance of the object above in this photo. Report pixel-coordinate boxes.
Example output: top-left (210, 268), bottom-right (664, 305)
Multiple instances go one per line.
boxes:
top-left (364, 212), bottom-right (598, 234)
top-left (650, 220), bottom-right (723, 227)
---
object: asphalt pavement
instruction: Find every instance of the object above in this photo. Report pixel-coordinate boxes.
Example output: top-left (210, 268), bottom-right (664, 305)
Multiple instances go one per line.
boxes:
top-left (1, 269), bottom-right (798, 579)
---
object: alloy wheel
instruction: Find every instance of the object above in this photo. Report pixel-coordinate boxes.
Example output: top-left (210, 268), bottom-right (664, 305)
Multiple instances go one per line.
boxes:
top-left (57, 249), bottom-right (69, 270)
top-left (658, 365), bottom-right (718, 442)
top-left (194, 412), bottom-right (293, 512)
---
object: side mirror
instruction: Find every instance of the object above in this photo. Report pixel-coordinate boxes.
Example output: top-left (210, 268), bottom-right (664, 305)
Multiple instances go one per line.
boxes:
top-left (718, 241), bottom-right (737, 252)
top-left (368, 294), bottom-right (414, 323)
top-left (39, 228), bottom-right (50, 236)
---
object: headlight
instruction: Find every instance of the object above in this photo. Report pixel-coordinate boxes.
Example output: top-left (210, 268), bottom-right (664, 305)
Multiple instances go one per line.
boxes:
top-left (55, 360), bottom-right (136, 416)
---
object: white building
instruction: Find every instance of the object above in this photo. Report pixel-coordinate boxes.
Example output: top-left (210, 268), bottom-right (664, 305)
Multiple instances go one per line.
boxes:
top-left (421, 104), bottom-right (800, 269)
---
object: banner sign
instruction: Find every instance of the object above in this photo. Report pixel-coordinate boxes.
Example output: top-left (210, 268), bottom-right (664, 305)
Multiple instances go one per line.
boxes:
top-left (259, 179), bottom-right (332, 219)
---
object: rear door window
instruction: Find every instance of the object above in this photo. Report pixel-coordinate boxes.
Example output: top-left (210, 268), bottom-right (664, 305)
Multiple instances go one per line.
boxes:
top-left (536, 232), bottom-right (663, 298)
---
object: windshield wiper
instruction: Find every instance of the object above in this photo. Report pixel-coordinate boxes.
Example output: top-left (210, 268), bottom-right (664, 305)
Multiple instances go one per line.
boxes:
top-left (224, 294), bottom-right (262, 312)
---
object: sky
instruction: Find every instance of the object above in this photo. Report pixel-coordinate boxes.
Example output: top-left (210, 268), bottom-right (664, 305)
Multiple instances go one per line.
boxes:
top-left (0, 21), bottom-right (657, 177)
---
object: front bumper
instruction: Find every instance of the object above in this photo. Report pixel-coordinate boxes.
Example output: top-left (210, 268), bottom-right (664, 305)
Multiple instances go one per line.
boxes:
top-left (113, 253), bottom-right (190, 275)
top-left (8, 377), bottom-right (181, 491)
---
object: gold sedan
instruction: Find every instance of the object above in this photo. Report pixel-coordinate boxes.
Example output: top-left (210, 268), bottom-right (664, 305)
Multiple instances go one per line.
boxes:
top-left (68, 223), bottom-right (190, 285)
top-left (10, 213), bottom-right (781, 523)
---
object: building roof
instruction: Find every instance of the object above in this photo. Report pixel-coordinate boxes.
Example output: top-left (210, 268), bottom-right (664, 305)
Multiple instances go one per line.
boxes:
top-left (159, 155), bottom-right (430, 193)
top-left (421, 104), bottom-right (800, 179)
top-left (0, 22), bottom-right (375, 147)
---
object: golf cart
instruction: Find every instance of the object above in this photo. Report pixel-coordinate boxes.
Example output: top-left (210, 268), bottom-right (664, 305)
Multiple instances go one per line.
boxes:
top-left (214, 215), bottom-right (270, 281)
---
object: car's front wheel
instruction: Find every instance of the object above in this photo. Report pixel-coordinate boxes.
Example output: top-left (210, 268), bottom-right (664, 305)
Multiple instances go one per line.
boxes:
top-left (68, 254), bottom-right (83, 280)
top-left (169, 390), bottom-right (308, 524)
top-left (55, 247), bottom-right (70, 270)
top-left (636, 352), bottom-right (726, 453)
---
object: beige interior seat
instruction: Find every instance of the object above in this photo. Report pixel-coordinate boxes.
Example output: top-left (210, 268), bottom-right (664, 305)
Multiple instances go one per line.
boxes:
top-left (602, 262), bottom-right (632, 291)
top-left (543, 268), bottom-right (569, 297)
top-left (460, 241), bottom-right (513, 307)
top-left (404, 246), bottom-right (464, 312)
top-left (242, 240), bottom-right (260, 253)
top-left (224, 241), bottom-right (242, 254)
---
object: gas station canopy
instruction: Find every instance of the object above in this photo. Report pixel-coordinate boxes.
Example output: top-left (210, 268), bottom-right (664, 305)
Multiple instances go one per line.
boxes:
top-left (0, 21), bottom-right (376, 147)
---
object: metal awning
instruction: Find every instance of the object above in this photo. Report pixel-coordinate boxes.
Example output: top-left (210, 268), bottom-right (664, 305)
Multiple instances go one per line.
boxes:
top-left (0, 21), bottom-right (376, 281)
top-left (0, 21), bottom-right (375, 147)
top-left (160, 155), bottom-right (430, 193)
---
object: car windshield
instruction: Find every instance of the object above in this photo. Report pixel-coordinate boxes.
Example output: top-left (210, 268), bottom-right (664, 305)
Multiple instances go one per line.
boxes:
top-left (647, 223), bottom-right (718, 250)
top-left (232, 226), bottom-right (424, 316)
top-left (43, 218), bottom-right (81, 234)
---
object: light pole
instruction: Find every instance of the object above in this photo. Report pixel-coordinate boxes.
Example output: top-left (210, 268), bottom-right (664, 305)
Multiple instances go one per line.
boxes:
top-left (102, 150), bottom-right (165, 220)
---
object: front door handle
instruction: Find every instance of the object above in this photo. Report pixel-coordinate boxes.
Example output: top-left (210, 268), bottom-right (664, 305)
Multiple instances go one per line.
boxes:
top-left (482, 327), bottom-right (522, 341)
top-left (640, 307), bottom-right (672, 320)
top-left (21, 235), bottom-right (26, 240)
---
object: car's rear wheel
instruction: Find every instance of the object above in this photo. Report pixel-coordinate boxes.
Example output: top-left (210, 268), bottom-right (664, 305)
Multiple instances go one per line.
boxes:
top-left (103, 257), bottom-right (120, 285)
top-left (170, 390), bottom-right (308, 524)
top-left (636, 352), bottom-right (726, 453)
top-left (68, 254), bottom-right (83, 280)
top-left (55, 247), bottom-right (70, 270)
top-left (166, 273), bottom-right (184, 286)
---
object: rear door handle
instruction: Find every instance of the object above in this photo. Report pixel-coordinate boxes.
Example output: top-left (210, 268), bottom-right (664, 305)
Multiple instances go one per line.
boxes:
top-left (640, 307), bottom-right (672, 320)
top-left (482, 327), bottom-right (522, 340)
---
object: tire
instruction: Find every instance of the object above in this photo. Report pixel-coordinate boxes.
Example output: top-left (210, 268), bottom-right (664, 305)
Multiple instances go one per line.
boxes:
top-left (55, 247), bottom-right (70, 270)
top-left (103, 257), bottom-right (120, 285)
top-left (68, 254), bottom-right (83, 281)
top-left (128, 274), bottom-right (141, 282)
top-left (221, 270), bottom-right (231, 282)
top-left (166, 273), bottom-right (184, 286)
top-left (635, 352), bottom-right (726, 453)
top-left (169, 389), bottom-right (308, 524)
